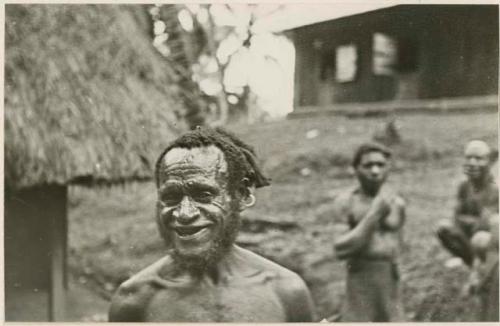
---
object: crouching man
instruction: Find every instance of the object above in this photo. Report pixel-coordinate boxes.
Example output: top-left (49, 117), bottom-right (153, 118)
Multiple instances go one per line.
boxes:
top-left (108, 127), bottom-right (315, 322)
top-left (436, 140), bottom-right (498, 267)
top-left (333, 142), bottom-right (406, 322)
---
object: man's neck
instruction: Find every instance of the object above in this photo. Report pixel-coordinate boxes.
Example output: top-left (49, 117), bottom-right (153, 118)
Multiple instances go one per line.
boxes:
top-left (358, 184), bottom-right (381, 198)
top-left (176, 245), bottom-right (241, 284)
top-left (469, 173), bottom-right (492, 190)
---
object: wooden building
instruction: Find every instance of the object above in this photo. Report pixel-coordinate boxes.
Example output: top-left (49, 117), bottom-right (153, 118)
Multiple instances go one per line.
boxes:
top-left (4, 4), bottom-right (185, 321)
top-left (287, 5), bottom-right (498, 116)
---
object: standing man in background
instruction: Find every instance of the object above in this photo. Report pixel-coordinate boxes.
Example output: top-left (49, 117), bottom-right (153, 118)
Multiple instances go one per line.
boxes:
top-left (437, 140), bottom-right (498, 267)
top-left (333, 142), bottom-right (406, 322)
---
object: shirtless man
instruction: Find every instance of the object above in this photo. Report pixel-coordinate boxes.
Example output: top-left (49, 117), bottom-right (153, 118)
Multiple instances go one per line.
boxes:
top-left (333, 142), bottom-right (406, 322)
top-left (437, 140), bottom-right (498, 266)
top-left (108, 127), bottom-right (315, 322)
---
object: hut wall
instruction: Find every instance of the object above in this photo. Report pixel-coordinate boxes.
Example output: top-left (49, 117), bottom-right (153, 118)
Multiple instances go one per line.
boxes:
top-left (291, 5), bottom-right (499, 109)
top-left (5, 185), bottom-right (67, 321)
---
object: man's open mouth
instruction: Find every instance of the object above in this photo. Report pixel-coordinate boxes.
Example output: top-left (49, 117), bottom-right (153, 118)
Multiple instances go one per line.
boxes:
top-left (465, 168), bottom-right (480, 175)
top-left (173, 225), bottom-right (211, 239)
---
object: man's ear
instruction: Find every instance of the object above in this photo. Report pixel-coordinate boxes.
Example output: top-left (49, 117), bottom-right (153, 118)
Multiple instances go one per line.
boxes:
top-left (238, 187), bottom-right (256, 212)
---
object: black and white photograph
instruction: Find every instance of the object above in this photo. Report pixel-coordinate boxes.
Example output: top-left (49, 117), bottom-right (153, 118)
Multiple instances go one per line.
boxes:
top-left (3, 2), bottom-right (499, 322)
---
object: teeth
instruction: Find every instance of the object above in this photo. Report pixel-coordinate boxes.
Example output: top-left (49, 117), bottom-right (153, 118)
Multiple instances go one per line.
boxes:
top-left (175, 226), bottom-right (206, 236)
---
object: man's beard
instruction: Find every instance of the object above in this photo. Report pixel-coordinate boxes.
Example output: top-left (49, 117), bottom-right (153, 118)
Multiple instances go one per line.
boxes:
top-left (156, 207), bottom-right (241, 273)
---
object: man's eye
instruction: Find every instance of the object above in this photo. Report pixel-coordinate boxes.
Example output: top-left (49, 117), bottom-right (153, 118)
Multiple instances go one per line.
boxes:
top-left (160, 193), bottom-right (183, 205)
top-left (192, 191), bottom-right (214, 203)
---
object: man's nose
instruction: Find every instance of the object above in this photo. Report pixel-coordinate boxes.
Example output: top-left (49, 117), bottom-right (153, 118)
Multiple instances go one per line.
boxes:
top-left (173, 196), bottom-right (200, 224)
top-left (370, 166), bottom-right (381, 175)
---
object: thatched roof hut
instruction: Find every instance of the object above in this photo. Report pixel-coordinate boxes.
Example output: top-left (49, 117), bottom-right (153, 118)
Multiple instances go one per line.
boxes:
top-left (4, 4), bottom-right (188, 321)
top-left (5, 4), bottom-right (185, 191)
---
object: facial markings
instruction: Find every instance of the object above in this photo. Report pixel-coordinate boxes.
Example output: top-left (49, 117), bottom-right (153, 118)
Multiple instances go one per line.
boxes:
top-left (159, 179), bottom-right (227, 210)
top-left (158, 146), bottom-right (231, 215)
top-left (156, 148), bottom-right (241, 268)
top-left (160, 146), bottom-right (228, 187)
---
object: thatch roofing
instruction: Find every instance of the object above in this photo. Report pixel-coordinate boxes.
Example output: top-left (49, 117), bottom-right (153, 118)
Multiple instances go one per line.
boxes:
top-left (5, 4), bottom-right (188, 190)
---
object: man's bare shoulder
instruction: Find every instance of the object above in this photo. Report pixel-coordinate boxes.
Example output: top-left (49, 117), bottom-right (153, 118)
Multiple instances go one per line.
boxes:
top-left (108, 255), bottom-right (174, 321)
top-left (234, 246), bottom-right (313, 320)
top-left (234, 246), bottom-right (309, 294)
top-left (335, 186), bottom-right (358, 203)
top-left (457, 178), bottom-right (470, 192)
top-left (235, 246), bottom-right (295, 275)
top-left (332, 187), bottom-right (358, 212)
top-left (120, 254), bottom-right (174, 289)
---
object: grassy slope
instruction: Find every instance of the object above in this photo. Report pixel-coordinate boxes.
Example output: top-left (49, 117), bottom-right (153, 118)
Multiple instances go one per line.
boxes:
top-left (68, 112), bottom-right (497, 321)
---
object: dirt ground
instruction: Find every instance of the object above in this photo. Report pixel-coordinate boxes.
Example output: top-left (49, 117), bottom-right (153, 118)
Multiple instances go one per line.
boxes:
top-left (67, 112), bottom-right (497, 321)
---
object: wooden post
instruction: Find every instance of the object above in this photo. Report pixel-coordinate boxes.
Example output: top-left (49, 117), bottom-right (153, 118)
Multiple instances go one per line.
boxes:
top-left (48, 185), bottom-right (67, 321)
top-left (288, 30), bottom-right (302, 109)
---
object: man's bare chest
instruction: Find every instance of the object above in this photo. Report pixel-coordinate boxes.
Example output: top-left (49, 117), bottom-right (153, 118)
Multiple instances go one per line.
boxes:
top-left (144, 279), bottom-right (287, 322)
top-left (461, 184), bottom-right (499, 215)
top-left (348, 197), bottom-right (372, 227)
top-left (348, 195), bottom-right (398, 232)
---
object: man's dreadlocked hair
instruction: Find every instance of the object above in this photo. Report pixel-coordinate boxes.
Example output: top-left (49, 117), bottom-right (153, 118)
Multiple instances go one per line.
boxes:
top-left (155, 127), bottom-right (270, 196)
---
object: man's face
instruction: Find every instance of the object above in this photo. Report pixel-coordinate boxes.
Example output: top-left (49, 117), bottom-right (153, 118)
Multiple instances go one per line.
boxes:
top-left (464, 141), bottom-right (491, 181)
top-left (156, 145), bottom-right (239, 268)
top-left (355, 151), bottom-right (390, 191)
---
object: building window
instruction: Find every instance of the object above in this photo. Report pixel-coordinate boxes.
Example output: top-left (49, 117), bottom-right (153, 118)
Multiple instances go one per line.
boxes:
top-left (335, 44), bottom-right (357, 82)
top-left (373, 32), bottom-right (398, 75)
